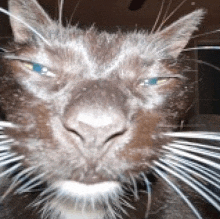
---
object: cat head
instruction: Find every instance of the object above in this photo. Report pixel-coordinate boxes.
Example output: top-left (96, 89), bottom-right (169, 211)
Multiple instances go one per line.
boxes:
top-left (0, 0), bottom-right (204, 214)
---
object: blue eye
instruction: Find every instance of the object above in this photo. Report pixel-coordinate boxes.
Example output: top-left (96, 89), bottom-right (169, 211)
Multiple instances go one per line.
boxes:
top-left (147, 77), bottom-right (158, 85)
top-left (140, 77), bottom-right (169, 87)
top-left (24, 62), bottom-right (55, 77)
top-left (25, 62), bottom-right (47, 74)
top-left (33, 63), bottom-right (45, 73)
top-left (32, 63), bottom-right (48, 74)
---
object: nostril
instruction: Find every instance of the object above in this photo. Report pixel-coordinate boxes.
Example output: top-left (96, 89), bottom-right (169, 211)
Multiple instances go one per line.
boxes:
top-left (63, 121), bottom-right (85, 142)
top-left (104, 128), bottom-right (127, 144)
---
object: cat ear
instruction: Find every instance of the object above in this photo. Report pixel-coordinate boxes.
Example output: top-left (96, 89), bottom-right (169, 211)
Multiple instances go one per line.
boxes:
top-left (156, 9), bottom-right (205, 58)
top-left (8, 0), bottom-right (52, 43)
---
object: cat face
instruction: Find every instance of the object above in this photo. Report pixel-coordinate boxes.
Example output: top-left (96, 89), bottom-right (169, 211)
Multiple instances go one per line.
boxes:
top-left (0, 0), bottom-right (205, 216)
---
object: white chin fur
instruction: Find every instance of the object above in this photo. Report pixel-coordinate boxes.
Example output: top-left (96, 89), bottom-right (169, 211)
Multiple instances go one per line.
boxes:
top-left (49, 181), bottom-right (122, 219)
top-left (54, 181), bottom-right (121, 199)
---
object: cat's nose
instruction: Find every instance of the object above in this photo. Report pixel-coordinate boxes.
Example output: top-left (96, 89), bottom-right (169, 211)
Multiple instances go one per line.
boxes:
top-left (62, 81), bottom-right (128, 153)
top-left (63, 107), bottom-right (127, 150)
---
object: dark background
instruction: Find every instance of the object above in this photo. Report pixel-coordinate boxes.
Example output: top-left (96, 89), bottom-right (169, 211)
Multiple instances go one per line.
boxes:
top-left (0, 0), bottom-right (220, 115)
top-left (0, 0), bottom-right (220, 32)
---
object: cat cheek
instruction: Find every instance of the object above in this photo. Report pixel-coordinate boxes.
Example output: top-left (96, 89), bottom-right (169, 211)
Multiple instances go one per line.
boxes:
top-left (13, 70), bottom-right (59, 101)
top-left (118, 111), bottom-right (166, 169)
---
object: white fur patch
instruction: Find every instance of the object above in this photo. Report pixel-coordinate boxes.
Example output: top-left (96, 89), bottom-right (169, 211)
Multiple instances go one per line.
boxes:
top-left (57, 207), bottom-right (105, 219)
top-left (51, 181), bottom-right (122, 219)
top-left (54, 181), bottom-right (121, 198)
top-left (78, 112), bottom-right (113, 128)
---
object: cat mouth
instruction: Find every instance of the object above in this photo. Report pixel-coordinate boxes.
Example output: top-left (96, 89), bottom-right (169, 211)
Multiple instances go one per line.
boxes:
top-left (41, 181), bottom-right (123, 218)
top-left (52, 180), bottom-right (122, 204)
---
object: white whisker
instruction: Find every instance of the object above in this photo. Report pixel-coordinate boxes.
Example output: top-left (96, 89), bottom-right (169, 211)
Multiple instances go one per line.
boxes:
top-left (0, 46), bottom-right (8, 52)
top-left (31, 192), bottom-right (55, 208)
top-left (0, 139), bottom-right (14, 146)
top-left (165, 154), bottom-right (220, 183)
top-left (185, 58), bottom-right (220, 72)
top-left (150, 0), bottom-right (165, 34)
top-left (0, 8), bottom-right (51, 46)
top-left (112, 197), bottom-right (128, 217)
top-left (164, 131), bottom-right (220, 140)
top-left (21, 180), bottom-right (44, 193)
top-left (0, 139), bottom-right (10, 147)
top-left (0, 153), bottom-right (16, 161)
top-left (0, 146), bottom-right (10, 151)
top-left (117, 206), bottom-right (128, 218)
top-left (120, 197), bottom-right (136, 210)
top-left (0, 152), bottom-right (11, 157)
top-left (167, 143), bottom-right (220, 159)
top-left (153, 166), bottom-right (202, 219)
top-left (1, 166), bottom-right (37, 200)
top-left (166, 160), bottom-right (220, 202)
top-left (161, 0), bottom-right (173, 23)
top-left (2, 166), bottom-right (37, 199)
top-left (16, 173), bottom-right (45, 194)
top-left (155, 161), bottom-right (220, 211)
top-left (0, 135), bottom-right (9, 139)
top-left (58, 0), bottom-right (65, 42)
top-left (183, 46), bottom-right (220, 52)
top-left (129, 174), bottom-right (139, 200)
top-left (105, 201), bottom-right (117, 219)
top-left (191, 29), bottom-right (220, 39)
top-left (161, 157), bottom-right (220, 189)
top-left (0, 121), bottom-right (17, 128)
top-left (68, 0), bottom-right (83, 25)
top-left (173, 140), bottom-right (220, 150)
top-left (12, 166), bottom-right (37, 184)
top-left (59, 0), bottom-right (65, 26)
top-left (0, 163), bottom-right (21, 178)
top-left (39, 186), bottom-right (56, 197)
top-left (163, 146), bottom-right (220, 169)
top-left (41, 201), bottom-right (56, 219)
top-left (141, 172), bottom-right (151, 219)
top-left (157, 0), bottom-right (188, 31)
top-left (0, 155), bottom-right (24, 167)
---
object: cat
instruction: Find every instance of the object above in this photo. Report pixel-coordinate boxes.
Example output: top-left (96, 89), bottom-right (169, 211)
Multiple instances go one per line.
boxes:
top-left (0, 0), bottom-right (219, 219)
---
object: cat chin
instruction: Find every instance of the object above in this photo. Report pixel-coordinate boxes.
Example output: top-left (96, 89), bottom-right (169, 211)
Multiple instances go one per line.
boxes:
top-left (56, 208), bottom-right (105, 219)
top-left (47, 202), bottom-right (106, 219)
top-left (53, 180), bottom-right (122, 200)
top-left (48, 181), bottom-right (122, 218)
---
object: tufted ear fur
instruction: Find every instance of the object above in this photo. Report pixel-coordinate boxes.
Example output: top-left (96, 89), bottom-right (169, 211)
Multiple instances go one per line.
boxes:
top-left (154, 9), bottom-right (205, 58)
top-left (8, 0), bottom-right (52, 43)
